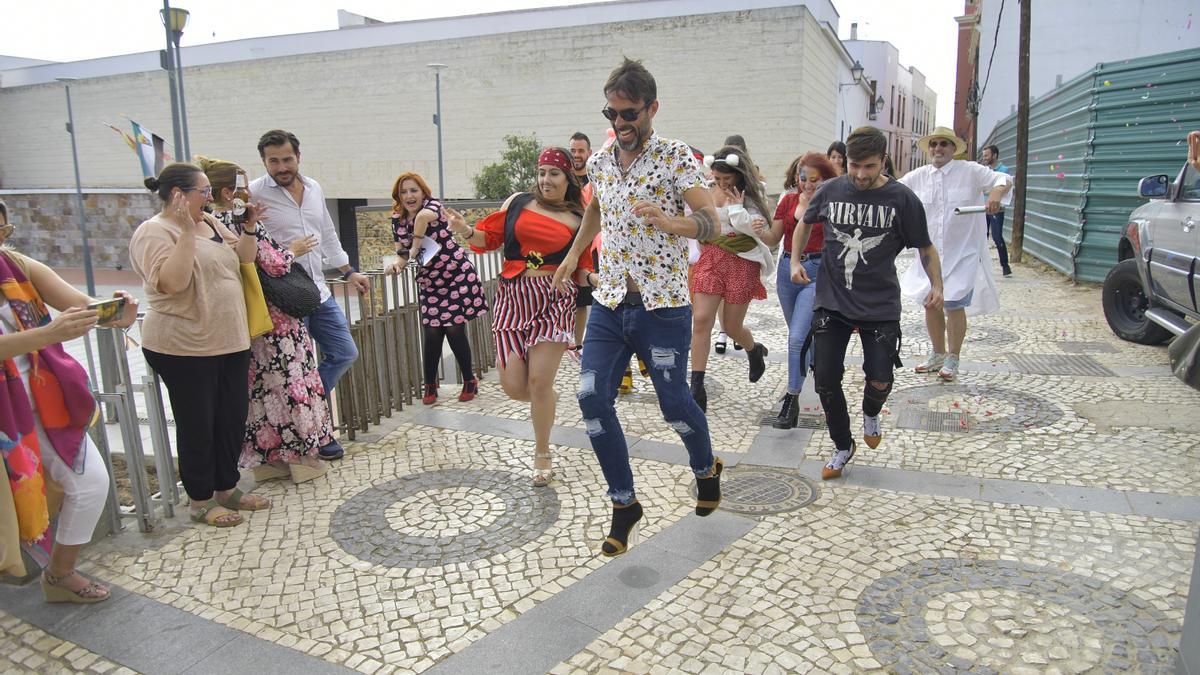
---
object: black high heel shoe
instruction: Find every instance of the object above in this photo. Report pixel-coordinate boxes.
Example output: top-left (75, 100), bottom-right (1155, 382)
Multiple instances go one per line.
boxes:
top-left (695, 456), bottom-right (724, 516)
top-left (601, 501), bottom-right (644, 557)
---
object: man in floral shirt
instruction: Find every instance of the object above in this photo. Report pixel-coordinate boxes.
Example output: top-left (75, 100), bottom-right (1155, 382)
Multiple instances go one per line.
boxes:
top-left (553, 58), bottom-right (723, 558)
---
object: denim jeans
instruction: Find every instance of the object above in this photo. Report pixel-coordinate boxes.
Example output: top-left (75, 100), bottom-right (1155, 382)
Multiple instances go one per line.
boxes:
top-left (305, 296), bottom-right (359, 396)
top-left (775, 255), bottom-right (822, 395)
top-left (811, 309), bottom-right (902, 451)
top-left (988, 211), bottom-right (1010, 271)
top-left (577, 297), bottom-right (714, 505)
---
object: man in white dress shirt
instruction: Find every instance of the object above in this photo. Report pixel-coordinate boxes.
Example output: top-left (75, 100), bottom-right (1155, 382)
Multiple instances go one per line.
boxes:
top-left (899, 127), bottom-right (1012, 381)
top-left (250, 129), bottom-right (370, 460)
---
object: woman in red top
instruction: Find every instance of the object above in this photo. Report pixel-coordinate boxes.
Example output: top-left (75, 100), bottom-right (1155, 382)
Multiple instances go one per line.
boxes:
top-left (754, 151), bottom-right (838, 428)
top-left (448, 147), bottom-right (593, 486)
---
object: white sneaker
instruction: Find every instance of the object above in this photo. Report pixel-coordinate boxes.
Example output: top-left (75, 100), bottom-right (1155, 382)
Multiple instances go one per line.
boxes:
top-left (915, 353), bottom-right (945, 374)
top-left (863, 414), bottom-right (882, 449)
top-left (938, 354), bottom-right (960, 381)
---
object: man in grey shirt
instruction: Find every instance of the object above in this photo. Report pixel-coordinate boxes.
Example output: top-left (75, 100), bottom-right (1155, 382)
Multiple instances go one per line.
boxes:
top-left (249, 129), bottom-right (369, 460)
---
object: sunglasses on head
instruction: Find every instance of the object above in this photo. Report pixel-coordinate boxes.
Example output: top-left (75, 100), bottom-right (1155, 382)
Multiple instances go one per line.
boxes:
top-left (601, 103), bottom-right (650, 122)
top-left (927, 139), bottom-right (955, 149)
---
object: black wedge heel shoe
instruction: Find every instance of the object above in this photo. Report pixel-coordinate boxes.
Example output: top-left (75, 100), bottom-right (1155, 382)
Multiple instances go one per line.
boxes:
top-left (601, 501), bottom-right (644, 557)
top-left (695, 456), bottom-right (724, 516)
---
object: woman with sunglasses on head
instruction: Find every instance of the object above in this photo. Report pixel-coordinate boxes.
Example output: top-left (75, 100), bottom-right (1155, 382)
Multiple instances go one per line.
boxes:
top-left (754, 152), bottom-right (838, 428)
top-left (386, 172), bottom-right (488, 405)
top-left (687, 145), bottom-right (776, 412)
top-left (446, 147), bottom-right (593, 486)
top-left (0, 201), bottom-right (137, 604)
top-left (195, 156), bottom-right (332, 486)
top-left (130, 163), bottom-right (271, 529)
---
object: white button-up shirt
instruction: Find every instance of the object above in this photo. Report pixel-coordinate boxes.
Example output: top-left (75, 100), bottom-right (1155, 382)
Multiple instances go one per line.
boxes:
top-left (249, 173), bottom-right (350, 303)
top-left (899, 160), bottom-right (1011, 315)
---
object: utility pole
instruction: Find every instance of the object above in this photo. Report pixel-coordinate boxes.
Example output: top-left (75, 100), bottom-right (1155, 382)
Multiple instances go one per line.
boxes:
top-left (1010, 0), bottom-right (1031, 263)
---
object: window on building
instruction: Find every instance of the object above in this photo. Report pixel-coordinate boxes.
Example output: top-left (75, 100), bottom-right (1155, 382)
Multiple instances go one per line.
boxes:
top-left (890, 86), bottom-right (895, 125)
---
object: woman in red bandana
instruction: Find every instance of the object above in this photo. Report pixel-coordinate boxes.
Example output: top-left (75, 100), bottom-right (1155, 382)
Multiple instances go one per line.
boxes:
top-left (447, 147), bottom-right (593, 486)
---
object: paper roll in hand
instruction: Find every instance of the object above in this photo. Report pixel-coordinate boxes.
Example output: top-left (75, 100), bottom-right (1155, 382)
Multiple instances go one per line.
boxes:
top-left (954, 205), bottom-right (988, 215)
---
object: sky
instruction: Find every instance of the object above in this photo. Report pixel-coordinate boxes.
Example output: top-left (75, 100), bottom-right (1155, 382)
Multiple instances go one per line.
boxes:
top-left (1, 0), bottom-right (963, 126)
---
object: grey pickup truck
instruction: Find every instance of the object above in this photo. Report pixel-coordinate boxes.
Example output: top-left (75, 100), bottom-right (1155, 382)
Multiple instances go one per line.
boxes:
top-left (1102, 158), bottom-right (1200, 344)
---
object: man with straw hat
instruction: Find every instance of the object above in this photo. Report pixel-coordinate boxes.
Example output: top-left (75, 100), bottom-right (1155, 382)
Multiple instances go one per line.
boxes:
top-left (899, 126), bottom-right (1012, 381)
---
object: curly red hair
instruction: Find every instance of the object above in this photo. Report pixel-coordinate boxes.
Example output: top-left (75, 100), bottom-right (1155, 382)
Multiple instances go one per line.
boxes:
top-left (391, 172), bottom-right (434, 214)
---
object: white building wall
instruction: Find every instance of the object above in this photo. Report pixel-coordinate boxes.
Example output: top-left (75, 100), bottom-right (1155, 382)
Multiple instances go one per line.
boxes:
top-left (975, 0), bottom-right (1200, 143)
top-left (0, 3), bottom-right (845, 199)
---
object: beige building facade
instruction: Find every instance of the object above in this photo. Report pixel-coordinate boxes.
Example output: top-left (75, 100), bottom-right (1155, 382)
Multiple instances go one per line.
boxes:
top-left (1, 0), bottom-right (887, 267)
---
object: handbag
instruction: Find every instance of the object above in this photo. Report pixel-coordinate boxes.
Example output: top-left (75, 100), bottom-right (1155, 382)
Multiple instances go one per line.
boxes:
top-left (257, 261), bottom-right (322, 319)
top-left (239, 262), bottom-right (273, 338)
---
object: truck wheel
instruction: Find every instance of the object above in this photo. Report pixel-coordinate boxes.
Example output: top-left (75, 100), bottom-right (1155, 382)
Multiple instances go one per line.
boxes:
top-left (1102, 259), bottom-right (1172, 345)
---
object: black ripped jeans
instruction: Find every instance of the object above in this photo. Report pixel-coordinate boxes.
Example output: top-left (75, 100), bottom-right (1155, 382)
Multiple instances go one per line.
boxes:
top-left (811, 308), bottom-right (902, 451)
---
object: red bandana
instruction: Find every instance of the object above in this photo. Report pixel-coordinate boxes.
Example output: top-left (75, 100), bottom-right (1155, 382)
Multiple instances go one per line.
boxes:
top-left (538, 148), bottom-right (572, 173)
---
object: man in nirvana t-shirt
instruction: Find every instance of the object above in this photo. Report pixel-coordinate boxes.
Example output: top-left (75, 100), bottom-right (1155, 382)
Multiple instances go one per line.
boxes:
top-left (792, 126), bottom-right (944, 480)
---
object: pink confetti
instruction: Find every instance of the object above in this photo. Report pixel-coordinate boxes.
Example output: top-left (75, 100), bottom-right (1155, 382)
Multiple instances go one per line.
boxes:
top-left (952, 402), bottom-right (960, 409)
top-left (1057, 172), bottom-right (1066, 179)
top-left (985, 411), bottom-right (994, 417)
top-left (959, 419), bottom-right (968, 429)
top-left (1057, 154), bottom-right (1064, 160)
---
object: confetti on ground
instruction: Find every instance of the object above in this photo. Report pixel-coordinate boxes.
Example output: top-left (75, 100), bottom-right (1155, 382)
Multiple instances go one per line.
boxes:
top-left (1057, 172), bottom-right (1066, 179)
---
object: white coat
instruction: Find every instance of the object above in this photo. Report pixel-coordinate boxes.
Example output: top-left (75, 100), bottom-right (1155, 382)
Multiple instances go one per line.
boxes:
top-left (898, 160), bottom-right (1011, 316)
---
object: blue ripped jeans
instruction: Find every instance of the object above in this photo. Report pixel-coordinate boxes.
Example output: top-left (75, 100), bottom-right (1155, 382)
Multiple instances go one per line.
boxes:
top-left (775, 255), bottom-right (821, 395)
top-left (578, 296), bottom-right (715, 505)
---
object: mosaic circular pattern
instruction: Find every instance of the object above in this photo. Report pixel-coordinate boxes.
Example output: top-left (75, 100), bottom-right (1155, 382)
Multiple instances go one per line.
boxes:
top-left (901, 322), bottom-right (1020, 348)
top-left (385, 486), bottom-right (501, 538)
top-left (689, 465), bottom-right (818, 516)
top-left (331, 469), bottom-right (559, 568)
top-left (890, 383), bottom-right (1063, 433)
top-left (857, 558), bottom-right (1178, 674)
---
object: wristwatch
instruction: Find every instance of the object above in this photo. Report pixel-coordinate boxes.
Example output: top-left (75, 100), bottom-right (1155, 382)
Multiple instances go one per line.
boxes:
top-left (341, 268), bottom-right (356, 281)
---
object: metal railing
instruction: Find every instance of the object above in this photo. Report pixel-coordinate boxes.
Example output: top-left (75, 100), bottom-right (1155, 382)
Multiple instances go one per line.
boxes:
top-left (86, 247), bottom-right (505, 533)
top-left (327, 248), bottom-right (503, 439)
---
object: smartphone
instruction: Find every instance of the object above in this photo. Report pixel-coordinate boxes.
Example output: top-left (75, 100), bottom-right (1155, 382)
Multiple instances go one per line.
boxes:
top-left (86, 297), bottom-right (126, 325)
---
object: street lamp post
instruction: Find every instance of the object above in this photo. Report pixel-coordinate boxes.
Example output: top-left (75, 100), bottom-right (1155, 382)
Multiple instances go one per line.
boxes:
top-left (161, 3), bottom-right (191, 161)
top-left (56, 78), bottom-right (96, 298)
top-left (428, 63), bottom-right (447, 201)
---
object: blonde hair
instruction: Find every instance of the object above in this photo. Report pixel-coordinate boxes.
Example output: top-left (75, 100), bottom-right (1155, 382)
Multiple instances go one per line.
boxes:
top-left (194, 155), bottom-right (247, 209)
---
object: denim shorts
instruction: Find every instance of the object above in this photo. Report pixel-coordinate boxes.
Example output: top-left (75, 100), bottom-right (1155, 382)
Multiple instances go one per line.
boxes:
top-left (944, 288), bottom-right (974, 310)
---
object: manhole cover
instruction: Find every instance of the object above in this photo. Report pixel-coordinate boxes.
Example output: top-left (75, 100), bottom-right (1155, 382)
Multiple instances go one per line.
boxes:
top-left (1007, 353), bottom-right (1116, 377)
top-left (1056, 340), bottom-right (1119, 354)
top-left (690, 465), bottom-right (818, 516)
top-left (890, 383), bottom-right (1063, 433)
top-left (759, 409), bottom-right (826, 429)
top-left (896, 409), bottom-right (971, 433)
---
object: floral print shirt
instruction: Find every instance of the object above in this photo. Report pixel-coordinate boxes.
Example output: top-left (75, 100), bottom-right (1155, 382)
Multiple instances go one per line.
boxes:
top-left (587, 132), bottom-right (708, 310)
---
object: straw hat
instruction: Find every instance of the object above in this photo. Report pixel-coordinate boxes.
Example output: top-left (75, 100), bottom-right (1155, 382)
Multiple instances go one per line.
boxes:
top-left (917, 126), bottom-right (967, 155)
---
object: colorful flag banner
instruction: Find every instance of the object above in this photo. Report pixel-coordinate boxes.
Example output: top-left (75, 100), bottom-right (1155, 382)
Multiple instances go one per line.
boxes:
top-left (131, 121), bottom-right (171, 178)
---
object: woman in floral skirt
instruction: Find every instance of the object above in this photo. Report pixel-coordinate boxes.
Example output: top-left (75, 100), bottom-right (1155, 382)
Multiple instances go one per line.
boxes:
top-left (197, 156), bottom-right (332, 484)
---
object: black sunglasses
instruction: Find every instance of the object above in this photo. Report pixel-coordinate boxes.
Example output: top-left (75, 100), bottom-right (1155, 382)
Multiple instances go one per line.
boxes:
top-left (601, 103), bottom-right (650, 122)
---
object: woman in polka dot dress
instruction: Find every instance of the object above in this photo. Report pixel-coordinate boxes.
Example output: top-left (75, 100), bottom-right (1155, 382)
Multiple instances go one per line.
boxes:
top-left (387, 172), bottom-right (488, 404)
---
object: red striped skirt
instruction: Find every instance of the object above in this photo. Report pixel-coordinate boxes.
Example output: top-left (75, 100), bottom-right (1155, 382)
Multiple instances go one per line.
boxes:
top-left (492, 275), bottom-right (577, 369)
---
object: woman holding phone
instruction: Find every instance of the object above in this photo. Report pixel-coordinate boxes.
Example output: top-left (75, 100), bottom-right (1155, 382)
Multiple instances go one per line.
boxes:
top-left (0, 199), bottom-right (138, 604)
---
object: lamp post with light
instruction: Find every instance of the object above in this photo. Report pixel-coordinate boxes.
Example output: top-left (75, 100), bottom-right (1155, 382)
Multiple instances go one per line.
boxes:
top-left (55, 77), bottom-right (96, 298)
top-left (428, 63), bottom-right (447, 200)
top-left (161, 3), bottom-right (191, 161)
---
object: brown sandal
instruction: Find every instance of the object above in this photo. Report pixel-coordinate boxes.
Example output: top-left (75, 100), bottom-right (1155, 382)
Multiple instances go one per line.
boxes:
top-left (42, 570), bottom-right (110, 604)
top-left (190, 500), bottom-right (243, 527)
top-left (215, 488), bottom-right (271, 511)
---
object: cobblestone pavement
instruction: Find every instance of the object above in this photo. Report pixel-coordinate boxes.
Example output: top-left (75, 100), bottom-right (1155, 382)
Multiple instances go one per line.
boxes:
top-left (1, 253), bottom-right (1198, 673)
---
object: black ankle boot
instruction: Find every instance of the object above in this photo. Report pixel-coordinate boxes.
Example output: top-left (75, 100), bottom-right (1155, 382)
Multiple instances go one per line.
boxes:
top-left (695, 456), bottom-right (724, 516)
top-left (772, 393), bottom-right (799, 429)
top-left (690, 371), bottom-right (707, 413)
top-left (748, 343), bottom-right (769, 383)
top-left (601, 501), bottom-right (644, 557)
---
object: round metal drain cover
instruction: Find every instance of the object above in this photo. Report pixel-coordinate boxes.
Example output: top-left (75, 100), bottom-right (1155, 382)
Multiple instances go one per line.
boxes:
top-left (691, 465), bottom-right (818, 516)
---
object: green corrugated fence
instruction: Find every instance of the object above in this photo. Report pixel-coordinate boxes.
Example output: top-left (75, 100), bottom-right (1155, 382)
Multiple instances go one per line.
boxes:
top-left (984, 47), bottom-right (1200, 282)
